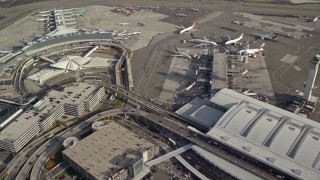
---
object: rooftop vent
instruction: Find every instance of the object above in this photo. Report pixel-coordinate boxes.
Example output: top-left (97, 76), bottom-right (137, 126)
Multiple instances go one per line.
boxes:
top-left (243, 146), bottom-right (252, 152)
top-left (292, 169), bottom-right (302, 176)
top-left (289, 127), bottom-right (295, 131)
top-left (266, 157), bottom-right (276, 163)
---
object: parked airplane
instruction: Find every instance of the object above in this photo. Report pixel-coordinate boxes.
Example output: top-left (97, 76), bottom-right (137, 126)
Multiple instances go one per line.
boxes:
top-left (188, 33), bottom-right (217, 47)
top-left (126, 32), bottom-right (141, 35)
top-left (251, 33), bottom-right (278, 41)
top-left (117, 30), bottom-right (127, 36)
top-left (225, 33), bottom-right (243, 45)
top-left (238, 43), bottom-right (265, 57)
top-left (299, 15), bottom-right (318, 22)
top-left (118, 23), bottom-right (130, 26)
top-left (312, 16), bottom-right (318, 22)
top-left (36, 18), bottom-right (48, 22)
top-left (179, 22), bottom-right (196, 34)
top-left (38, 10), bottom-right (51, 14)
top-left (170, 47), bottom-right (192, 59)
top-left (191, 8), bottom-right (201, 12)
top-left (176, 13), bottom-right (187, 17)
top-left (232, 20), bottom-right (241, 25)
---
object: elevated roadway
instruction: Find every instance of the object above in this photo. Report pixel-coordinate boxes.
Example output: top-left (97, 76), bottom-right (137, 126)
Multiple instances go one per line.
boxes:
top-left (26, 107), bottom-right (274, 180)
top-left (175, 154), bottom-right (210, 180)
top-left (83, 45), bottom-right (99, 57)
top-left (145, 144), bottom-right (192, 167)
top-left (8, 76), bottom-right (275, 180)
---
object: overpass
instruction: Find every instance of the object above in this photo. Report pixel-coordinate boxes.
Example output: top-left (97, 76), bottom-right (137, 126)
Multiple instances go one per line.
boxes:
top-left (0, 99), bottom-right (20, 105)
top-left (175, 154), bottom-right (210, 180)
top-left (39, 56), bottom-right (55, 63)
top-left (83, 45), bottom-right (99, 57)
top-left (145, 144), bottom-right (192, 167)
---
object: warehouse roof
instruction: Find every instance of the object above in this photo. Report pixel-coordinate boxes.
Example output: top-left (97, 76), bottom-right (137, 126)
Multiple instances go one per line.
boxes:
top-left (63, 121), bottom-right (156, 179)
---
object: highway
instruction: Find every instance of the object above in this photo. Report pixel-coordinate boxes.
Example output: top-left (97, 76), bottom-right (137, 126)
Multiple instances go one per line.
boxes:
top-left (4, 126), bottom-right (68, 180)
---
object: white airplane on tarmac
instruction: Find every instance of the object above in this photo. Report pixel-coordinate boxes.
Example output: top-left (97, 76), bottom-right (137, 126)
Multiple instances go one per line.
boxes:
top-left (126, 32), bottom-right (141, 35)
top-left (188, 33), bottom-right (217, 47)
top-left (170, 47), bottom-right (192, 59)
top-left (36, 18), bottom-right (48, 22)
top-left (179, 22), bottom-right (196, 34)
top-left (118, 23), bottom-right (130, 26)
top-left (176, 13), bottom-right (187, 17)
top-left (191, 8), bottom-right (201, 12)
top-left (225, 33), bottom-right (243, 45)
top-left (38, 10), bottom-right (51, 14)
top-left (299, 15), bottom-right (318, 22)
top-left (238, 43), bottom-right (265, 57)
top-left (39, 14), bottom-right (50, 17)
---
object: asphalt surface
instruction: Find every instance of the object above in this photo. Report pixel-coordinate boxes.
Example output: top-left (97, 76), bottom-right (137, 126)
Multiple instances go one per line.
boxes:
top-left (1, 0), bottom-right (320, 179)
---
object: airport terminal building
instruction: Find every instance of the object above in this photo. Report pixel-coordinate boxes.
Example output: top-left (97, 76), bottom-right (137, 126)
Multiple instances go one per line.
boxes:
top-left (177, 88), bottom-right (320, 180)
top-left (0, 83), bottom-right (105, 153)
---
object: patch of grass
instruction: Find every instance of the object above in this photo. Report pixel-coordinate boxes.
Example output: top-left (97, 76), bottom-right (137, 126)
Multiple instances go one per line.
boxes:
top-left (111, 98), bottom-right (124, 109)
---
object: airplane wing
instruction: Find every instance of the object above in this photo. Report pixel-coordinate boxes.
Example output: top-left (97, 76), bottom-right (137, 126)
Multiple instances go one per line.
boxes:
top-left (181, 25), bottom-right (185, 29)
top-left (203, 36), bottom-right (208, 41)
top-left (193, 43), bottom-right (209, 47)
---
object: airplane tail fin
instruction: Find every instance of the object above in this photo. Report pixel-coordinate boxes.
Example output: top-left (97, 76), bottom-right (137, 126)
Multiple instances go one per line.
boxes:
top-left (227, 35), bottom-right (231, 41)
top-left (181, 25), bottom-right (185, 29)
top-left (257, 43), bottom-right (265, 51)
top-left (192, 22), bottom-right (196, 27)
top-left (240, 33), bottom-right (244, 38)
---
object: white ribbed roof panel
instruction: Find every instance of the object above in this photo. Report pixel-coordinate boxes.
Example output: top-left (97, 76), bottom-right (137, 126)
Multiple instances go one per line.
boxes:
top-left (206, 88), bottom-right (320, 180)
top-left (50, 56), bottom-right (92, 71)
top-left (269, 123), bottom-right (302, 155)
top-left (246, 116), bottom-right (279, 145)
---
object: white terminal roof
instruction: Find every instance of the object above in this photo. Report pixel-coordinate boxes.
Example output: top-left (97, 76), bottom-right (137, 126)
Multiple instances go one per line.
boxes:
top-left (207, 88), bottom-right (320, 180)
top-left (27, 68), bottom-right (65, 82)
top-left (63, 121), bottom-right (155, 179)
top-left (0, 83), bottom-right (101, 142)
top-left (82, 57), bottom-right (113, 68)
top-left (175, 97), bottom-right (226, 128)
top-left (50, 56), bottom-right (91, 71)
